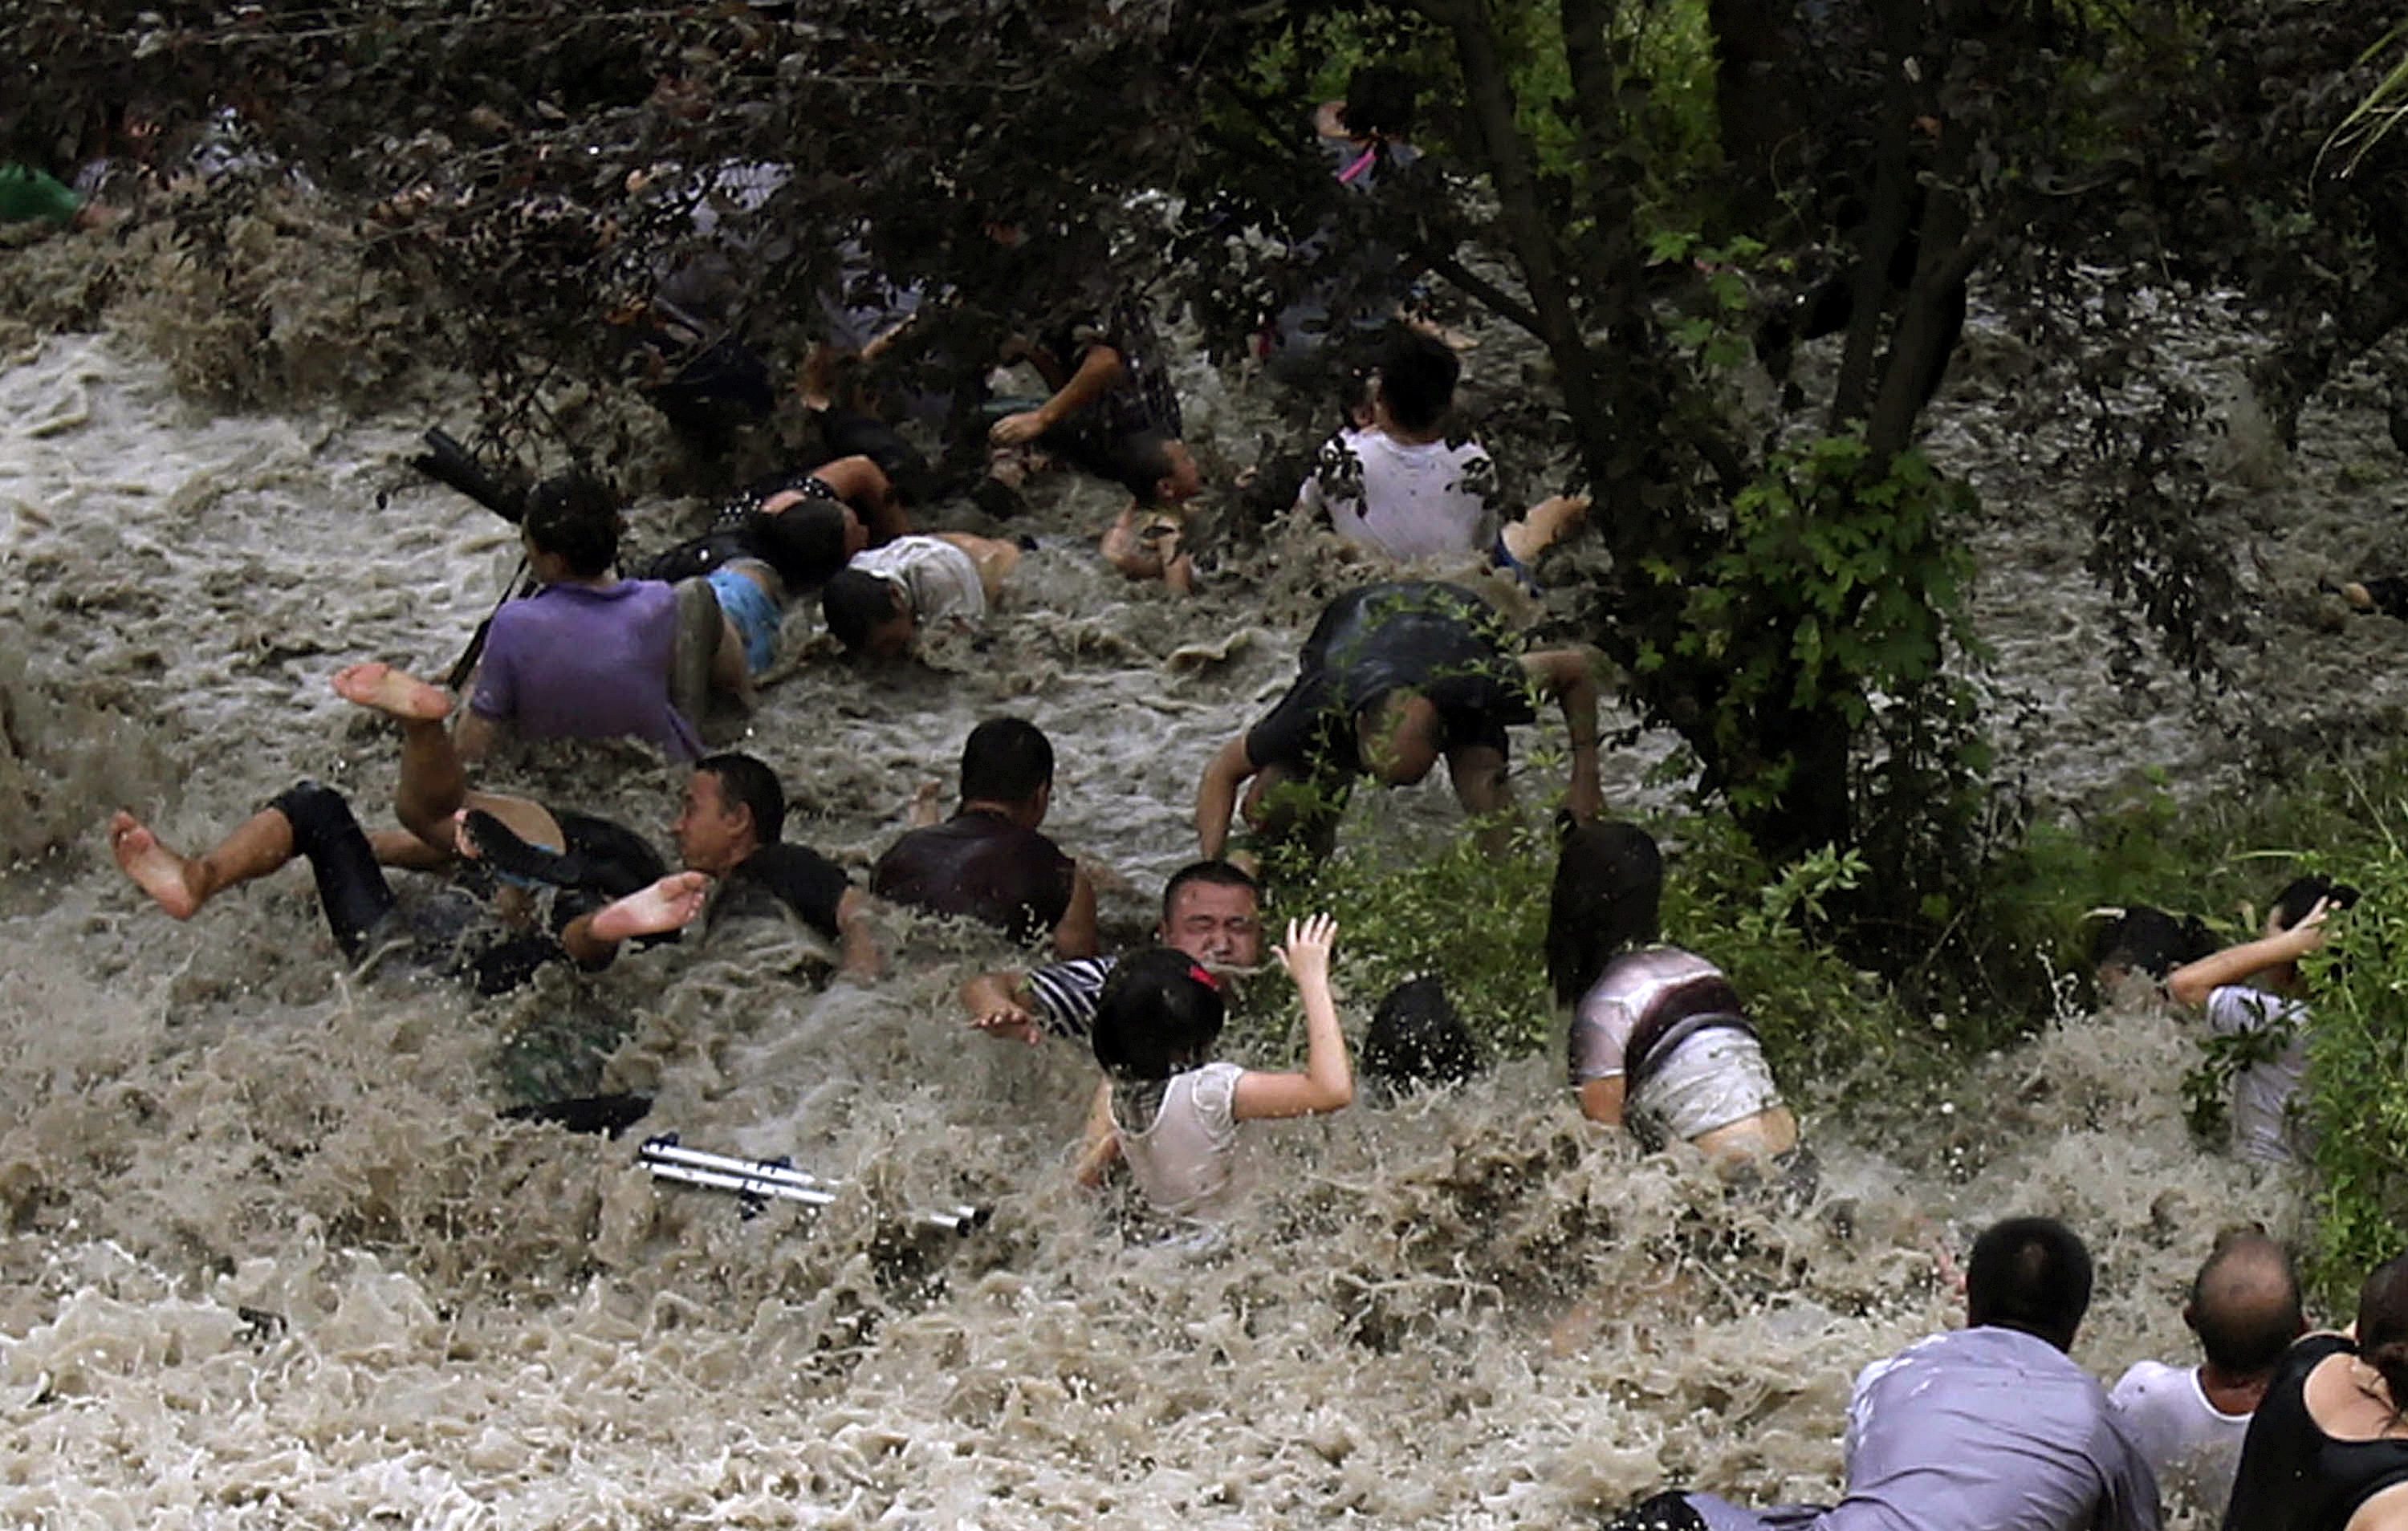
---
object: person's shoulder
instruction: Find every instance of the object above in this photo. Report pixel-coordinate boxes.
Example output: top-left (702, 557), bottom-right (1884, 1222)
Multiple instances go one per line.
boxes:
top-left (2205, 984), bottom-right (2308, 1030)
top-left (2110, 1358), bottom-right (2190, 1408)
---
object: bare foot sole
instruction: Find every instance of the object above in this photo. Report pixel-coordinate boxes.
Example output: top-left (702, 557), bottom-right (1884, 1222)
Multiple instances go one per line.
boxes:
top-left (108, 810), bottom-right (201, 919)
top-left (332, 662), bottom-right (450, 721)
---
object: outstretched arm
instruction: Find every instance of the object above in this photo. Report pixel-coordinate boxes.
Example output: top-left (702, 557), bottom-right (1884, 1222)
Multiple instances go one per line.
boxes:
top-left (1073, 1077), bottom-right (1121, 1188)
top-left (1522, 646), bottom-right (1606, 822)
top-left (1194, 735), bottom-right (1258, 860)
top-left (1576, 1074), bottom-right (1628, 1129)
top-left (990, 344), bottom-right (1127, 447)
top-left (1232, 915), bottom-right (1354, 1120)
top-left (962, 968), bottom-right (1042, 1045)
top-left (2168, 900), bottom-right (2332, 1008)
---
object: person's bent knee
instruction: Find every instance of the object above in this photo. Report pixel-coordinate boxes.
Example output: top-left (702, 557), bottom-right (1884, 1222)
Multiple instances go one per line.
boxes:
top-left (269, 779), bottom-right (362, 859)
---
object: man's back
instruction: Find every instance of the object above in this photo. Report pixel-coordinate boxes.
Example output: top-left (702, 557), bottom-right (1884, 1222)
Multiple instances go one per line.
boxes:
top-left (1301, 427), bottom-right (1505, 562)
top-left (2109, 1359), bottom-right (2249, 1517)
top-left (871, 810), bottom-right (1075, 944)
top-left (1829, 1326), bottom-right (2159, 1531)
top-left (472, 580), bottom-right (701, 759)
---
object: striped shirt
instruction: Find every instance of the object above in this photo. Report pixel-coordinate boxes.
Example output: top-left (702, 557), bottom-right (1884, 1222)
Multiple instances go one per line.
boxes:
top-left (1026, 956), bottom-right (1117, 1039)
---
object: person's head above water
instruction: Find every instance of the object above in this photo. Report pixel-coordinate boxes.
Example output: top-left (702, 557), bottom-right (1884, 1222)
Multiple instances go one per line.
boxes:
top-left (2271, 874), bottom-right (2357, 933)
top-left (1546, 820), bottom-right (1666, 1006)
top-left (821, 568), bottom-right (910, 657)
top-left (1966, 1215), bottom-right (2094, 1354)
top-left (753, 496), bottom-right (859, 588)
top-left (1352, 691), bottom-right (1443, 785)
top-left (1113, 430), bottom-right (1202, 509)
top-left (1160, 860), bottom-right (1263, 968)
top-left (1091, 945), bottom-right (1227, 1082)
top-left (673, 751), bottom-right (783, 875)
top-left (959, 717), bottom-right (1055, 825)
top-left (1362, 975), bottom-right (1480, 1093)
top-left (521, 472), bottom-right (620, 581)
top-left (1373, 327), bottom-right (1460, 437)
top-left (2186, 1228), bottom-right (2305, 1383)
top-left (2354, 1249), bottom-right (2408, 1408)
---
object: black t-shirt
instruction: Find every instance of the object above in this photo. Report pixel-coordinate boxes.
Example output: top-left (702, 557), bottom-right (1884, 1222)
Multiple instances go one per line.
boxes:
top-left (1032, 293), bottom-right (1182, 445)
top-left (1243, 581), bottom-right (1534, 782)
top-left (2226, 1334), bottom-right (2408, 1531)
top-left (711, 842), bottom-right (853, 940)
top-left (869, 810), bottom-right (1076, 944)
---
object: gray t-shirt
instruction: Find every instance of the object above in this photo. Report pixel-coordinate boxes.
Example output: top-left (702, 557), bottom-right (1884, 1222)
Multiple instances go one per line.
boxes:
top-left (1686, 1326), bottom-right (2161, 1531)
top-left (2203, 985), bottom-right (2311, 1164)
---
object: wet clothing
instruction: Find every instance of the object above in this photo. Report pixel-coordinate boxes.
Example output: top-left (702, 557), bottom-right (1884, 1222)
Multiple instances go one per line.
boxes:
top-left (1297, 427), bottom-right (1508, 563)
top-left (643, 472), bottom-right (849, 594)
top-left (1113, 1062), bottom-right (1246, 1221)
top-left (706, 563), bottom-right (783, 675)
top-left (2111, 1360), bottom-right (2251, 1516)
top-left (870, 809), bottom-right (1076, 944)
top-left (2225, 1335), bottom-right (2408, 1531)
top-left (2203, 985), bottom-right (2311, 1165)
top-left (1568, 947), bottom-right (1784, 1143)
top-left (0, 165), bottom-right (82, 226)
top-left (1026, 955), bottom-right (1117, 1039)
top-left (471, 579), bottom-right (703, 761)
top-left (710, 842), bottom-right (854, 940)
top-left (1025, 294), bottom-right (1183, 478)
top-left (850, 536), bottom-right (986, 627)
top-left (1243, 581), bottom-right (1532, 788)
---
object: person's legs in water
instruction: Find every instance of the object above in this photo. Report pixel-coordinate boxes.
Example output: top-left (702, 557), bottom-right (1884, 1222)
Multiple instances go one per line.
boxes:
top-left (109, 782), bottom-right (399, 960)
top-left (331, 663), bottom-right (563, 866)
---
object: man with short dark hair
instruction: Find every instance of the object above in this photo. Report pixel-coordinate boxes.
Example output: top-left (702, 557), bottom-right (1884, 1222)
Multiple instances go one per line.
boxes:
top-left (960, 860), bottom-right (1261, 1042)
top-left (458, 473), bottom-right (702, 761)
top-left (1294, 328), bottom-right (1587, 576)
top-left (2112, 1231), bottom-right (2307, 1515)
top-left (2167, 875), bottom-right (2351, 1164)
top-left (1606, 1216), bottom-right (2159, 1531)
top-left (872, 718), bottom-right (1098, 955)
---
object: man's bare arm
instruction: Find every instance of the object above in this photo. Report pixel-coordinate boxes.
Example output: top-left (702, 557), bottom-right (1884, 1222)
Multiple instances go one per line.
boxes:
top-left (990, 345), bottom-right (1128, 446)
top-left (1523, 646), bottom-right (1607, 822)
top-left (1194, 734), bottom-right (1256, 860)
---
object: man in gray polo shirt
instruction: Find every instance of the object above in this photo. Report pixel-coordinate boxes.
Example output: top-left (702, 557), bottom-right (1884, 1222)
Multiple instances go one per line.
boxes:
top-left (1608, 1216), bottom-right (2162, 1531)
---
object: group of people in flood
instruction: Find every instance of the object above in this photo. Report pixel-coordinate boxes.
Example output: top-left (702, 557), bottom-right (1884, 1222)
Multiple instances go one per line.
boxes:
top-left (63, 67), bottom-right (2408, 1531)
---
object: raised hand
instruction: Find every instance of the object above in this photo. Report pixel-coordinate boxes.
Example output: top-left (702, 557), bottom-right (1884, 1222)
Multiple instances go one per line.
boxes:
top-left (1274, 912), bottom-right (1338, 987)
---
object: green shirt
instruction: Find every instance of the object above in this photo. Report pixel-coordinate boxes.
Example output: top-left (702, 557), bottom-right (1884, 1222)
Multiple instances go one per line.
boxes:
top-left (0, 165), bottom-right (83, 226)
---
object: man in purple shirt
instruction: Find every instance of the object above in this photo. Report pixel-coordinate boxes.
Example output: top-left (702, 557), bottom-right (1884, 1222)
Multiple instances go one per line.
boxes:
top-left (1607, 1216), bottom-right (2161, 1531)
top-left (458, 474), bottom-right (704, 762)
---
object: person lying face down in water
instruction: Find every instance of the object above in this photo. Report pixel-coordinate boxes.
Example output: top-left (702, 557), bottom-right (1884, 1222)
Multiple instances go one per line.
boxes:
top-left (819, 532), bottom-right (1024, 660)
top-left (1548, 821), bottom-right (1799, 1167)
top-left (109, 664), bottom-right (877, 985)
top-left (1073, 915), bottom-right (1352, 1224)
top-left (106, 662), bottom-right (671, 994)
top-left (1193, 580), bottom-right (1607, 862)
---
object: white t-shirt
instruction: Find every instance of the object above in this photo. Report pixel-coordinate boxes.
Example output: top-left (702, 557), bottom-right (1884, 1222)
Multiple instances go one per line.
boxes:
top-left (850, 536), bottom-right (986, 627)
top-left (2204, 985), bottom-right (2310, 1164)
top-left (2110, 1359), bottom-right (2251, 1516)
top-left (1113, 1062), bottom-right (1245, 1221)
top-left (1296, 427), bottom-right (1507, 562)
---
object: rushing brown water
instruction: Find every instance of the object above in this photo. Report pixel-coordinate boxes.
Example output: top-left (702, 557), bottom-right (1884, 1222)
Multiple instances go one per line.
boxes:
top-left (2, 254), bottom-right (2394, 1526)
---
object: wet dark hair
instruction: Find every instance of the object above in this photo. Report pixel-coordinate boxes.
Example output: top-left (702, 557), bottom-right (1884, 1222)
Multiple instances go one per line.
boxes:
top-left (2273, 875), bottom-right (2358, 931)
top-left (1340, 65), bottom-right (1417, 140)
top-left (697, 751), bottom-right (785, 846)
top-left (1092, 945), bottom-right (1227, 1082)
top-left (752, 501), bottom-right (849, 589)
top-left (821, 568), bottom-right (901, 652)
top-left (2090, 906), bottom-right (2218, 983)
top-left (961, 717), bottom-right (1054, 806)
top-left (1161, 860), bottom-right (1259, 922)
top-left (1966, 1216), bottom-right (2093, 1352)
top-left (1112, 430), bottom-right (1183, 507)
top-left (2356, 1250), bottom-right (2408, 1409)
top-left (2189, 1231), bottom-right (2304, 1378)
top-left (521, 473), bottom-right (620, 578)
top-left (1362, 977), bottom-right (1480, 1092)
top-left (1547, 821), bottom-right (1666, 1007)
top-left (1376, 327), bottom-right (1460, 435)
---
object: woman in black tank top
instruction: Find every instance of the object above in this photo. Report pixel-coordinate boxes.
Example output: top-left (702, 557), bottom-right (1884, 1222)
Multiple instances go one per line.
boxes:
top-left (2225, 1254), bottom-right (2408, 1531)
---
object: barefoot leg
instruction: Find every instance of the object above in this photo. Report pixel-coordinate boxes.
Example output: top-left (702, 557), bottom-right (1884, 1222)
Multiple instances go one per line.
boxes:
top-left (110, 806), bottom-right (295, 919)
top-left (331, 662), bottom-right (451, 721)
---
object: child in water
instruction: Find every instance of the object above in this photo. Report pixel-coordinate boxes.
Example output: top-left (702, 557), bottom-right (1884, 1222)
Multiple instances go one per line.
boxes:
top-left (1075, 914), bottom-right (1352, 1220)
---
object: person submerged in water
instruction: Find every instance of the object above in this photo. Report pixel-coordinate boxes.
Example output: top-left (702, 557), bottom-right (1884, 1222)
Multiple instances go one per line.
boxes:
top-left (1074, 915), bottom-right (1352, 1223)
top-left (106, 662), bottom-right (673, 994)
top-left (819, 532), bottom-right (1023, 660)
top-left (1605, 1216), bottom-right (2160, 1531)
top-left (1550, 821), bottom-right (1798, 1167)
top-left (871, 717), bottom-right (1098, 956)
top-left (1193, 580), bottom-right (1606, 861)
top-left (1096, 430), bottom-right (1206, 594)
top-left (961, 859), bottom-right (1263, 1044)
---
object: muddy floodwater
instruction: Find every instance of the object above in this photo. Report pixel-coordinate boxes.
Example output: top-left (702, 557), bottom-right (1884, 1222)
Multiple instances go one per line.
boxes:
top-left (2, 265), bottom-right (2403, 1528)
